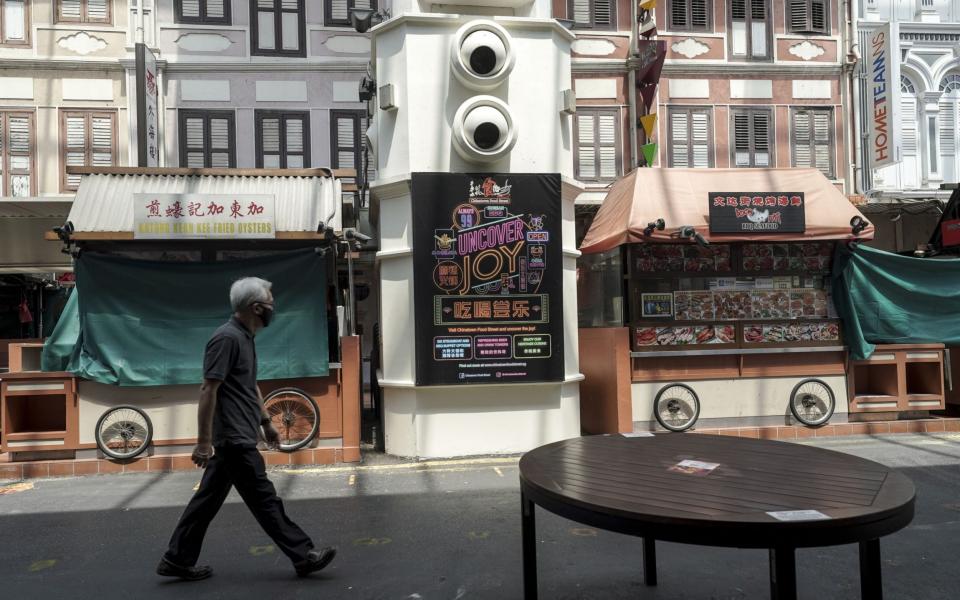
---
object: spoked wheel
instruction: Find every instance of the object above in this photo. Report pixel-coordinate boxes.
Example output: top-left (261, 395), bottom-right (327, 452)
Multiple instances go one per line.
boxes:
top-left (654, 383), bottom-right (700, 432)
top-left (95, 405), bottom-right (153, 460)
top-left (790, 378), bottom-right (835, 427)
top-left (263, 387), bottom-right (320, 452)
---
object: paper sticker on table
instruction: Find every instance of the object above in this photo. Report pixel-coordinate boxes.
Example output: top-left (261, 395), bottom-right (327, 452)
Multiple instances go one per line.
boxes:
top-left (669, 459), bottom-right (720, 476)
top-left (766, 510), bottom-right (831, 522)
top-left (621, 432), bottom-right (655, 438)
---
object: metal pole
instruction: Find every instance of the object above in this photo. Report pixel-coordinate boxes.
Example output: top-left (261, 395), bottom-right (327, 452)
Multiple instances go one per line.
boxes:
top-left (347, 242), bottom-right (356, 336)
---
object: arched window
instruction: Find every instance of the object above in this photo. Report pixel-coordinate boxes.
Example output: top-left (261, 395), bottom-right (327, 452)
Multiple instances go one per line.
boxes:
top-left (939, 73), bottom-right (960, 181)
top-left (901, 75), bottom-right (916, 94)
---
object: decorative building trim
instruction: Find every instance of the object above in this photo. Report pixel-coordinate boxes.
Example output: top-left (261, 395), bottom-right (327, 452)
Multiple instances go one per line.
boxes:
top-left (572, 39), bottom-right (618, 56)
top-left (788, 40), bottom-right (826, 61)
top-left (323, 35), bottom-right (371, 54)
top-left (174, 33), bottom-right (233, 52)
top-left (56, 31), bottom-right (108, 55)
top-left (671, 38), bottom-right (710, 59)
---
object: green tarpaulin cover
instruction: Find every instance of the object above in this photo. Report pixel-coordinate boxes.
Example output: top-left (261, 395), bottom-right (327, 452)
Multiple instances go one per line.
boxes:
top-left (831, 243), bottom-right (960, 360)
top-left (41, 249), bottom-right (329, 386)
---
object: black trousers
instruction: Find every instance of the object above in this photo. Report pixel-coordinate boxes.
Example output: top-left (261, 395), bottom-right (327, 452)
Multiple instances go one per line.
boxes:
top-left (164, 445), bottom-right (314, 566)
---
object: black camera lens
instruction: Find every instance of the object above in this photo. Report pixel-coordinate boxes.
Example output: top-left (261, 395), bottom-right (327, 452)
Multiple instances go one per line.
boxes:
top-left (473, 123), bottom-right (501, 150)
top-left (469, 46), bottom-right (498, 75)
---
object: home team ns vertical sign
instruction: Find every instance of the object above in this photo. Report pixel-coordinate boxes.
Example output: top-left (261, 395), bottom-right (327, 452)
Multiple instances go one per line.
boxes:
top-left (867, 22), bottom-right (900, 170)
top-left (411, 173), bottom-right (565, 386)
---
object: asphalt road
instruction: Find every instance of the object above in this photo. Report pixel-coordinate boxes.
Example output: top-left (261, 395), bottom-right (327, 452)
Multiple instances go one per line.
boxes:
top-left (2, 433), bottom-right (960, 599)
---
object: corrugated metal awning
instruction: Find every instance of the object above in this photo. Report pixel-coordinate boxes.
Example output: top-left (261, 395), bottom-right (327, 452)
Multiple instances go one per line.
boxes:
top-left (66, 168), bottom-right (343, 236)
top-left (0, 200), bottom-right (73, 218)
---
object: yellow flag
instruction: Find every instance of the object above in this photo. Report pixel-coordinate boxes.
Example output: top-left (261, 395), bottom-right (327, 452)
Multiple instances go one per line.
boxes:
top-left (640, 113), bottom-right (658, 139)
top-left (639, 0), bottom-right (657, 12)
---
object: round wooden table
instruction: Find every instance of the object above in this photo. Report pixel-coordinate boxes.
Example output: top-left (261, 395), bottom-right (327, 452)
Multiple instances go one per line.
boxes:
top-left (519, 433), bottom-right (915, 600)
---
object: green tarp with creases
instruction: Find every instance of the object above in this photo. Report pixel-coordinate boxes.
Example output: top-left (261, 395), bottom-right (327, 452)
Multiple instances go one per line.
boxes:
top-left (831, 243), bottom-right (960, 360)
top-left (41, 249), bottom-right (328, 386)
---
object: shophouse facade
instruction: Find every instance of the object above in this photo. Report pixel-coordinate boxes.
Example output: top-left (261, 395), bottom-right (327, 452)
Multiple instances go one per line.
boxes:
top-left (856, 0), bottom-right (959, 253)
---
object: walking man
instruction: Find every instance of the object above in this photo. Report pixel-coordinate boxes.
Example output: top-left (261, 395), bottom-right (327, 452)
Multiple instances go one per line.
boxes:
top-left (157, 277), bottom-right (336, 580)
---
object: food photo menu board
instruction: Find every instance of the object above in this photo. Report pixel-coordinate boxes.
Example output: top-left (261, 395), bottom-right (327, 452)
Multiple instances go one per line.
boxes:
top-left (411, 173), bottom-right (564, 386)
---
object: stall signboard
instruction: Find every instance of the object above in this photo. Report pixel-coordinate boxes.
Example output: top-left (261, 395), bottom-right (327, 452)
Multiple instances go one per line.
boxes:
top-left (709, 192), bottom-right (806, 234)
top-left (411, 173), bottom-right (564, 386)
top-left (133, 193), bottom-right (276, 239)
top-left (135, 43), bottom-right (159, 168)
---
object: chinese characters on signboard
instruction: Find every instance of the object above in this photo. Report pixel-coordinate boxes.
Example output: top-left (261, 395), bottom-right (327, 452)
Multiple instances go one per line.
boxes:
top-left (708, 192), bottom-right (806, 234)
top-left (136, 43), bottom-right (160, 167)
top-left (412, 173), bottom-right (564, 386)
top-left (133, 193), bottom-right (276, 239)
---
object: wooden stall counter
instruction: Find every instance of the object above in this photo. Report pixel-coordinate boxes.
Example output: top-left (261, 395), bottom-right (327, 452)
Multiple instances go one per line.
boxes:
top-left (848, 344), bottom-right (946, 417)
top-left (1, 371), bottom-right (78, 456)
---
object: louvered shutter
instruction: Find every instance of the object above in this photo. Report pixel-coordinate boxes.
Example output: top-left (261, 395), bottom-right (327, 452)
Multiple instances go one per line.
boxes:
top-left (789, 0), bottom-right (808, 31)
top-left (261, 116), bottom-right (282, 168)
top-left (285, 115), bottom-right (306, 168)
top-left (329, 0), bottom-right (348, 22)
top-left (87, 0), bottom-right (109, 22)
top-left (593, 0), bottom-right (613, 28)
top-left (597, 113), bottom-right (617, 178)
top-left (333, 112), bottom-right (358, 172)
top-left (207, 0), bottom-right (225, 18)
top-left (750, 0), bottom-right (767, 58)
top-left (2, 0), bottom-right (27, 42)
top-left (4, 114), bottom-right (33, 197)
top-left (90, 115), bottom-right (114, 168)
top-left (733, 112), bottom-right (750, 166)
top-left (691, 111), bottom-right (710, 167)
top-left (731, 0), bottom-right (747, 56)
top-left (939, 97), bottom-right (957, 181)
top-left (59, 0), bottom-right (82, 20)
top-left (901, 95), bottom-right (918, 155)
top-left (671, 0), bottom-right (688, 28)
top-left (64, 115), bottom-right (87, 189)
top-left (183, 116), bottom-right (205, 167)
top-left (281, 0), bottom-right (299, 51)
top-left (671, 111), bottom-right (690, 167)
top-left (577, 114), bottom-right (597, 179)
top-left (257, 0), bottom-right (276, 50)
top-left (793, 111), bottom-right (812, 168)
top-left (181, 0), bottom-right (201, 18)
top-left (209, 117), bottom-right (231, 167)
top-left (810, 0), bottom-right (827, 33)
top-left (571, 0), bottom-right (591, 26)
top-left (752, 110), bottom-right (769, 166)
top-left (691, 0), bottom-right (708, 29)
top-left (812, 111), bottom-right (831, 176)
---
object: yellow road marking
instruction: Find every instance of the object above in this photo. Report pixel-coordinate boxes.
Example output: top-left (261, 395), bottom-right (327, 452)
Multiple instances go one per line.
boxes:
top-left (467, 531), bottom-right (490, 540)
top-left (249, 545), bottom-right (275, 556)
top-left (286, 456), bottom-right (519, 476)
top-left (353, 537), bottom-right (392, 546)
top-left (29, 560), bottom-right (56, 572)
top-left (0, 482), bottom-right (34, 495)
top-left (192, 482), bottom-right (200, 491)
top-left (570, 528), bottom-right (597, 537)
top-left (493, 467), bottom-right (504, 477)
top-left (349, 474), bottom-right (356, 486)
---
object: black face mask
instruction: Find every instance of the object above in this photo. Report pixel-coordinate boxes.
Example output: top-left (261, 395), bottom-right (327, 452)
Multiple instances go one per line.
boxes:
top-left (255, 303), bottom-right (275, 328)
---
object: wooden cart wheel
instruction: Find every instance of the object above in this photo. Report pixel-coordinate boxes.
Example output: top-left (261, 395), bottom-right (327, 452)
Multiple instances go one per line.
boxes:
top-left (790, 378), bottom-right (835, 427)
top-left (654, 383), bottom-right (700, 432)
top-left (263, 387), bottom-right (320, 452)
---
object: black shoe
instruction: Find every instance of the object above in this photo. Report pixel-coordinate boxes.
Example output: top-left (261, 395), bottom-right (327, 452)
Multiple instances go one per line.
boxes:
top-left (294, 547), bottom-right (337, 577)
top-left (156, 557), bottom-right (213, 581)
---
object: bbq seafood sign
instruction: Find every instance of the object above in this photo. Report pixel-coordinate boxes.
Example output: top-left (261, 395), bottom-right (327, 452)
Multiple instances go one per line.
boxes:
top-left (411, 173), bottom-right (564, 386)
top-left (708, 192), bottom-right (806, 234)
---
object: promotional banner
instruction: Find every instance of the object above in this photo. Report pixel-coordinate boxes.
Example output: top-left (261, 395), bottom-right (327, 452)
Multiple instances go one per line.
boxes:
top-left (865, 22), bottom-right (900, 169)
top-left (411, 173), bottom-right (564, 386)
top-left (709, 192), bottom-right (806, 234)
top-left (135, 43), bottom-right (159, 168)
top-left (636, 40), bottom-right (666, 85)
top-left (134, 193), bottom-right (276, 239)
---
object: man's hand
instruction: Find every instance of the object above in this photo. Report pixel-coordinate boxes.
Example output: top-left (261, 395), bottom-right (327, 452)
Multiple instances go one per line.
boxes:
top-left (262, 423), bottom-right (281, 451)
top-left (192, 443), bottom-right (214, 468)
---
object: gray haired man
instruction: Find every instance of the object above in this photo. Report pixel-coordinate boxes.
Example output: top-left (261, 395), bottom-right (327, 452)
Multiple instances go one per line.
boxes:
top-left (157, 277), bottom-right (336, 580)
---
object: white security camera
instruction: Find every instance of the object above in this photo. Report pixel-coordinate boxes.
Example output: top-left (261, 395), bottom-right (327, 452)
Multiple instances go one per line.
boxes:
top-left (450, 21), bottom-right (515, 91)
top-left (452, 96), bottom-right (518, 163)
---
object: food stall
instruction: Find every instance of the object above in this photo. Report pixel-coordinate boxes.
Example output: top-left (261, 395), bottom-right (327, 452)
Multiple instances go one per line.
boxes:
top-left (1, 167), bottom-right (362, 467)
top-left (577, 167), bottom-right (882, 432)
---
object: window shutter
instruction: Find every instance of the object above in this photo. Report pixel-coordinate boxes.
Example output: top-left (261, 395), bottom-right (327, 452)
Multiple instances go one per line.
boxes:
top-left (733, 112), bottom-right (750, 166)
top-left (593, 0), bottom-right (613, 27)
top-left (181, 0), bottom-right (201, 18)
top-left (59, 0), bottom-right (82, 20)
top-left (261, 117), bottom-right (281, 168)
top-left (64, 115), bottom-right (87, 189)
top-left (281, 0), bottom-right (299, 51)
top-left (335, 114), bottom-right (358, 171)
top-left (571, 0), bottom-right (591, 26)
top-left (670, 111), bottom-right (690, 168)
top-left (257, 0), bottom-right (276, 50)
top-left (209, 117), bottom-right (231, 168)
top-left (597, 113), bottom-right (618, 179)
top-left (793, 110), bottom-right (812, 168)
top-left (901, 96), bottom-right (917, 155)
top-left (577, 114), bottom-right (597, 179)
top-left (811, 0), bottom-right (827, 33)
top-left (330, 0), bottom-right (349, 22)
top-left (6, 114), bottom-right (32, 197)
top-left (691, 111), bottom-right (710, 168)
top-left (789, 0), bottom-right (808, 31)
top-left (3, 0), bottom-right (27, 42)
top-left (87, 0), bottom-right (109, 22)
top-left (184, 116), bottom-right (206, 167)
top-left (671, 0), bottom-right (688, 28)
top-left (939, 98), bottom-right (955, 157)
top-left (90, 115), bottom-right (114, 167)
top-left (691, 0), bottom-right (708, 28)
top-left (285, 116), bottom-right (305, 168)
top-left (750, 0), bottom-right (767, 57)
top-left (812, 110), bottom-right (831, 175)
top-left (752, 110), bottom-right (769, 166)
top-left (207, 0), bottom-right (226, 18)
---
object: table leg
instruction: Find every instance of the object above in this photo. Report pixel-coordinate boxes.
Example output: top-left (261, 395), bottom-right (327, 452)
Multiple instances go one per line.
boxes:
top-left (643, 537), bottom-right (657, 586)
top-left (769, 547), bottom-right (797, 600)
top-left (859, 539), bottom-right (882, 600)
top-left (522, 492), bottom-right (538, 600)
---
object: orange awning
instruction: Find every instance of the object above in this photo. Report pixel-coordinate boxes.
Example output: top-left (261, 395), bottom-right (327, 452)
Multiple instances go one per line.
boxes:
top-left (579, 168), bottom-right (874, 254)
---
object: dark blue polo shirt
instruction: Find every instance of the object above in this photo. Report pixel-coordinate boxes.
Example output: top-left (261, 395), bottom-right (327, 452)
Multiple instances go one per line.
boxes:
top-left (203, 317), bottom-right (261, 447)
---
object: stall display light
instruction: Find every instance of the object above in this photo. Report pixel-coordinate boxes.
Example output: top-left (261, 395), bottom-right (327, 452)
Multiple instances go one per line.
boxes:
top-left (643, 218), bottom-right (665, 237)
top-left (850, 216), bottom-right (869, 236)
top-left (679, 225), bottom-right (710, 248)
